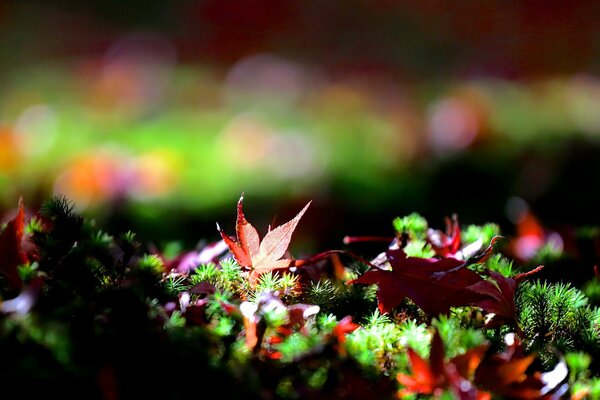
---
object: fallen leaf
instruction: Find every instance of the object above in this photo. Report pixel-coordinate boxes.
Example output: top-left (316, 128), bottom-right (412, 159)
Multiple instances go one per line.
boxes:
top-left (331, 316), bottom-right (360, 356)
top-left (468, 266), bottom-right (544, 329)
top-left (474, 333), bottom-right (569, 399)
top-left (397, 328), bottom-right (490, 399)
top-left (218, 194), bottom-right (311, 285)
top-left (348, 248), bottom-right (487, 316)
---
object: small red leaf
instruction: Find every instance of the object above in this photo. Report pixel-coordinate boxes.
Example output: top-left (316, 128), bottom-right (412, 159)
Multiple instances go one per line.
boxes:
top-left (427, 214), bottom-right (462, 257)
top-left (326, 315), bottom-right (358, 358)
top-left (218, 196), bottom-right (311, 285)
top-left (332, 315), bottom-right (360, 342)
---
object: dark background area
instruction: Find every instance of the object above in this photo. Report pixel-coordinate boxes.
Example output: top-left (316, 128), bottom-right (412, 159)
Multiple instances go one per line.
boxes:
top-left (1, 0), bottom-right (600, 254)
top-left (4, 0), bottom-right (600, 77)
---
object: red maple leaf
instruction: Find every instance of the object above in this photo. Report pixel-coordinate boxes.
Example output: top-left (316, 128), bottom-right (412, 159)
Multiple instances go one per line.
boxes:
top-left (218, 194), bottom-right (311, 285)
top-left (331, 315), bottom-right (360, 356)
top-left (474, 333), bottom-right (569, 399)
top-left (427, 214), bottom-right (462, 257)
top-left (332, 315), bottom-right (360, 343)
top-left (0, 198), bottom-right (27, 292)
top-left (348, 248), bottom-right (488, 316)
top-left (397, 329), bottom-right (490, 399)
top-left (468, 266), bottom-right (544, 330)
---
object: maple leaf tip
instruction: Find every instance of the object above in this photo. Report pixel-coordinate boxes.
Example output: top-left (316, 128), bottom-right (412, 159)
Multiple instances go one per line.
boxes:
top-left (298, 200), bottom-right (312, 216)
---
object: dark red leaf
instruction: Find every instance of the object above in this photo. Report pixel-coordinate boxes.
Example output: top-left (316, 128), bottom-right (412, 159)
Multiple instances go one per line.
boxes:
top-left (468, 266), bottom-right (544, 329)
top-left (183, 300), bottom-right (210, 326)
top-left (0, 198), bottom-right (27, 292)
top-left (349, 248), bottom-right (487, 316)
top-left (468, 271), bottom-right (518, 328)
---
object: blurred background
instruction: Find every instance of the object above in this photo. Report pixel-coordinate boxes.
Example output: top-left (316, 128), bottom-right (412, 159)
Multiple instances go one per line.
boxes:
top-left (2, 0), bottom-right (600, 254)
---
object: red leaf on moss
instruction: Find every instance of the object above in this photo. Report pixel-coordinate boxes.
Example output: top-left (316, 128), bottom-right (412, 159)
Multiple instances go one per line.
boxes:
top-left (348, 248), bottom-right (487, 316)
top-left (468, 266), bottom-right (544, 329)
top-left (427, 214), bottom-right (462, 257)
top-left (218, 194), bottom-right (311, 285)
top-left (468, 271), bottom-right (518, 328)
top-left (0, 198), bottom-right (27, 292)
top-left (397, 329), bottom-right (490, 399)
top-left (332, 316), bottom-right (360, 341)
top-left (331, 315), bottom-right (360, 356)
top-left (474, 333), bottom-right (569, 399)
top-left (397, 332), bottom-right (445, 396)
